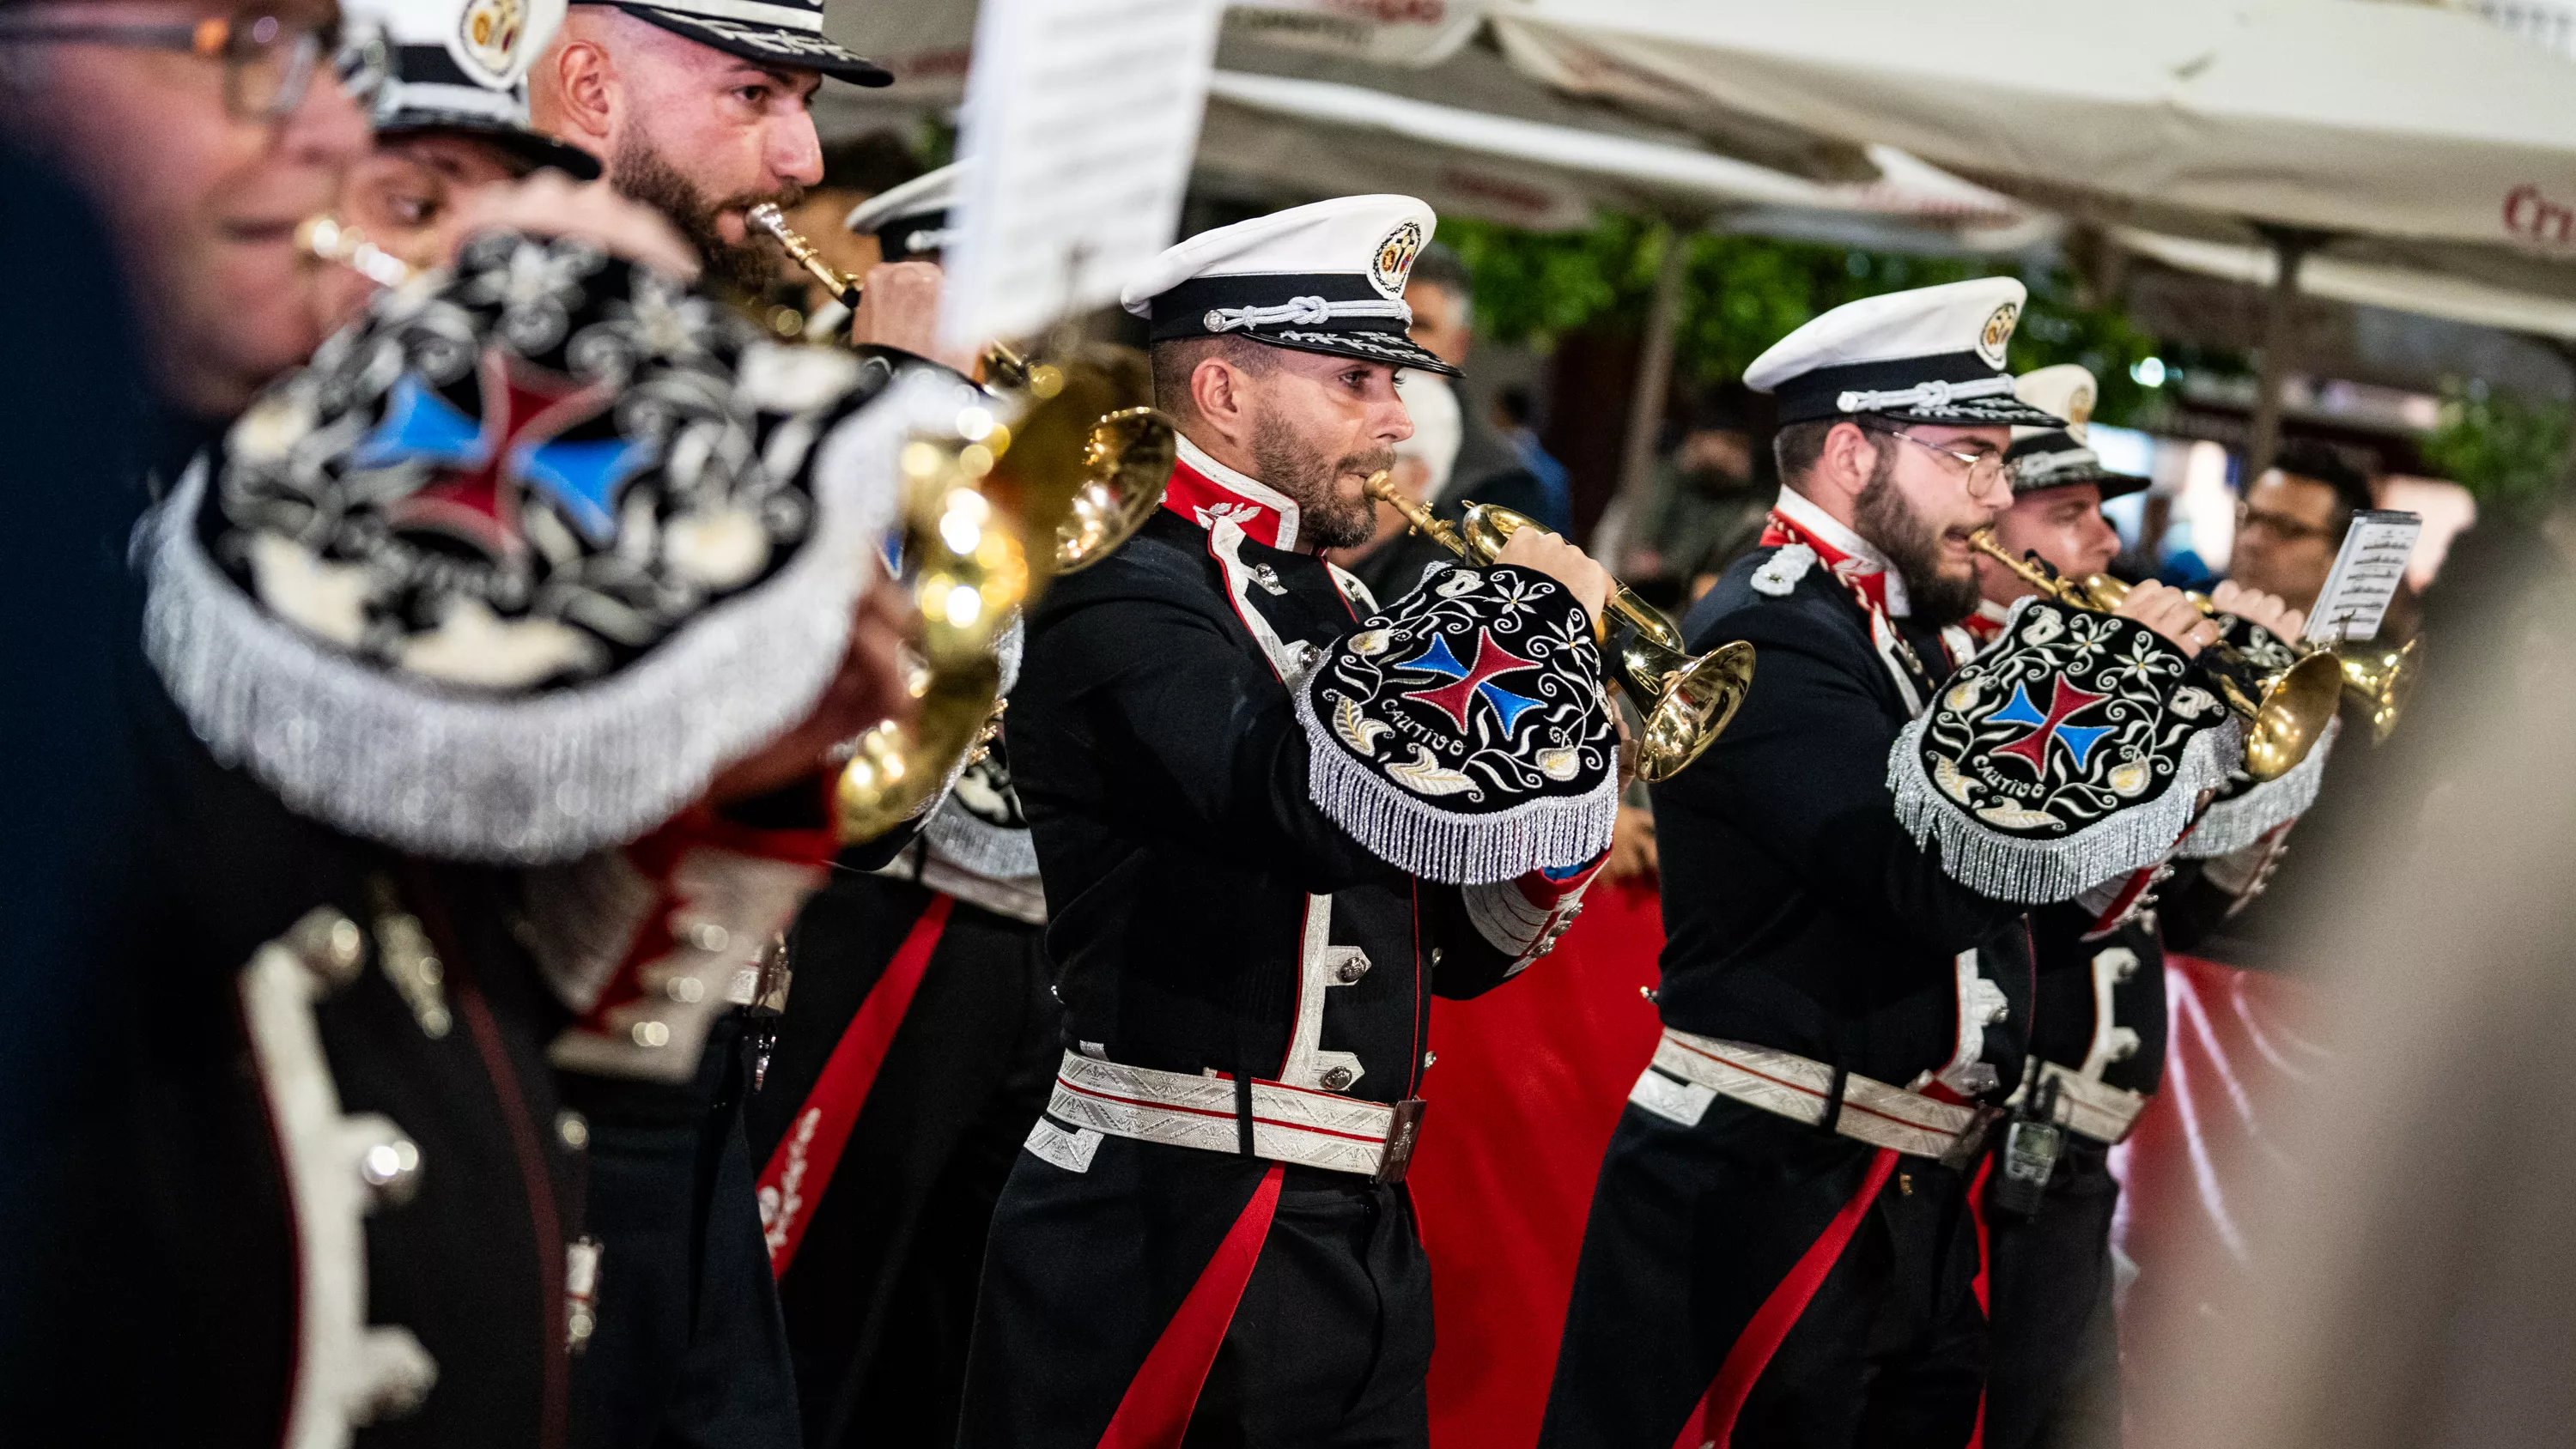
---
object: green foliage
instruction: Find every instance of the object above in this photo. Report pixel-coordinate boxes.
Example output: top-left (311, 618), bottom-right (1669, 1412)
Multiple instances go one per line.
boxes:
top-left (1436, 213), bottom-right (2167, 427)
top-left (2422, 380), bottom-right (2574, 524)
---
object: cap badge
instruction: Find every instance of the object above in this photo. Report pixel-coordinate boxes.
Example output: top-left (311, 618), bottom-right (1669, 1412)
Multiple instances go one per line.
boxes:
top-left (1977, 301), bottom-right (2019, 369)
top-left (2065, 382), bottom-right (2095, 427)
top-left (454, 0), bottom-right (529, 86)
top-left (1370, 221), bottom-right (1425, 300)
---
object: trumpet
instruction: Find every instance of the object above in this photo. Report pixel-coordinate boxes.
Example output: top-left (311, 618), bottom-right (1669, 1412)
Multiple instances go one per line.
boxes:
top-left (298, 214), bottom-right (416, 288)
top-left (1361, 473), bottom-right (1752, 783)
top-left (831, 360), bottom-right (1176, 842)
top-left (1967, 530), bottom-right (2344, 781)
top-left (748, 202), bottom-right (861, 309)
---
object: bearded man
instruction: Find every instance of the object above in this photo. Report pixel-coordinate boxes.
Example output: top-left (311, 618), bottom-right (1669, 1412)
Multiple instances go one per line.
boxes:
top-left (526, 0), bottom-right (955, 362)
top-left (961, 195), bottom-right (1624, 1448)
top-left (1542, 280), bottom-right (2233, 1449)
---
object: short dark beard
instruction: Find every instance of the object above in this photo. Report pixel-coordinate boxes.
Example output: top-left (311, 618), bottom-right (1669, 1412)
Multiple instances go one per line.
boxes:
top-left (1852, 442), bottom-right (1981, 625)
top-left (607, 129), bottom-right (796, 296)
top-left (1248, 403), bottom-right (1386, 551)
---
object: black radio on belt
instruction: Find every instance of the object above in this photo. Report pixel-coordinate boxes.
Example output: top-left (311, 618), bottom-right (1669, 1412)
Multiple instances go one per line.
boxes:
top-left (1990, 1075), bottom-right (2063, 1217)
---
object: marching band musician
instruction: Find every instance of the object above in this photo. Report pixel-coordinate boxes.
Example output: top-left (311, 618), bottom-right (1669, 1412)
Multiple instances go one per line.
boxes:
top-left (1541, 280), bottom-right (2241, 1449)
top-left (957, 194), bottom-right (1625, 1447)
top-left (1961, 366), bottom-right (2319, 1449)
top-left (742, 158), bottom-right (1071, 1449)
top-left (0, 4), bottom-right (933, 1446)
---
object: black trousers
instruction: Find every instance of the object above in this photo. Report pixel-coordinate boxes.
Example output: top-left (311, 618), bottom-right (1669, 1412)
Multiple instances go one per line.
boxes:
top-left (566, 1011), bottom-right (800, 1449)
top-left (744, 874), bottom-right (1060, 1448)
top-left (1983, 1137), bottom-right (2123, 1449)
top-left (1542, 1094), bottom-right (1987, 1449)
top-left (959, 1134), bottom-right (1432, 1449)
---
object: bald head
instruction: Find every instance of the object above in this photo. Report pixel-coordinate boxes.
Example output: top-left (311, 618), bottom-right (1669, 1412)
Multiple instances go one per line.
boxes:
top-left (530, 4), bottom-right (824, 291)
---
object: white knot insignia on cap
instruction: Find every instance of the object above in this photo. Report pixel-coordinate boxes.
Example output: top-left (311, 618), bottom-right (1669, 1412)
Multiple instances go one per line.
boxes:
top-left (1121, 195), bottom-right (1460, 377)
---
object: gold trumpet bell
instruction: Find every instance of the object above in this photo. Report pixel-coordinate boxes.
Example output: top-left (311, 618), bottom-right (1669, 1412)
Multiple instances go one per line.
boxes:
top-left (2336, 635), bottom-right (2419, 744)
top-left (1447, 496), bottom-right (1753, 782)
top-left (1057, 405), bottom-right (1176, 573)
top-left (832, 363), bottom-right (1176, 843)
top-left (2237, 649), bottom-right (2345, 782)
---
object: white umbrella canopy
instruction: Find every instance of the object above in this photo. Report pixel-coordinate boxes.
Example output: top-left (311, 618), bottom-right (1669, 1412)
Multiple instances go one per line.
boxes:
top-left (1196, 68), bottom-right (2048, 244)
top-left (1490, 0), bottom-right (2576, 253)
top-left (2117, 228), bottom-right (2576, 343)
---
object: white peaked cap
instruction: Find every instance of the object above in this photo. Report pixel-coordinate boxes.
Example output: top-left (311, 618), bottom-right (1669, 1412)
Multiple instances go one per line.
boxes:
top-left (1743, 276), bottom-right (2061, 427)
top-left (1119, 194), bottom-right (1458, 377)
top-left (2014, 363), bottom-right (2098, 444)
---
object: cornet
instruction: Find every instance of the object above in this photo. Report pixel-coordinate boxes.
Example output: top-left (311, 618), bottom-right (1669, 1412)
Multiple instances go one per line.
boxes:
top-left (1968, 530), bottom-right (2344, 781)
top-left (748, 202), bottom-right (861, 309)
top-left (1362, 474), bottom-right (1753, 783)
top-left (831, 363), bottom-right (1176, 842)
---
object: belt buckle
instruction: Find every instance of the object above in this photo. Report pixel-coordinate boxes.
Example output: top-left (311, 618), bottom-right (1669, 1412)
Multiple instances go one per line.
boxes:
top-left (1937, 1105), bottom-right (2008, 1172)
top-left (1374, 1098), bottom-right (1428, 1185)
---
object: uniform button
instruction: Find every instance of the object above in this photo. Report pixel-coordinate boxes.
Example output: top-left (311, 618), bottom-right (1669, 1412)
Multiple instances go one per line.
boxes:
top-left (1321, 1065), bottom-right (1355, 1091)
top-left (556, 1111), bottom-right (590, 1151)
top-left (666, 975), bottom-right (707, 1003)
top-left (1429, 948), bottom-right (1443, 967)
top-left (1334, 952), bottom-right (1371, 985)
top-left (631, 1020), bottom-right (671, 1048)
top-left (1422, 1051), bottom-right (1437, 1069)
top-left (358, 1133), bottom-right (422, 1207)
top-left (286, 907), bottom-right (367, 991)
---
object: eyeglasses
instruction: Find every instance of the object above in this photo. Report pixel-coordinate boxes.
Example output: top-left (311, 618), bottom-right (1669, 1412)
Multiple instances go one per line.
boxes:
top-left (0, 6), bottom-right (388, 121)
top-left (2234, 500), bottom-right (2345, 546)
top-left (1859, 423), bottom-right (2017, 491)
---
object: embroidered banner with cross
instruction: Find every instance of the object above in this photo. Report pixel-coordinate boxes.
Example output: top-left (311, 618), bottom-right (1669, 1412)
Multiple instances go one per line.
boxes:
top-left (1292, 563), bottom-right (1617, 886)
top-left (1888, 597), bottom-right (2239, 903)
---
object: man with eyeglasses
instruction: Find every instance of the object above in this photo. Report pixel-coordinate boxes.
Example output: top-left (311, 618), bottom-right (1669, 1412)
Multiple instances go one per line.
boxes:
top-left (0, 0), bottom-right (379, 427)
top-left (1959, 367), bottom-right (2318, 1449)
top-left (2228, 440), bottom-right (2379, 619)
top-left (1541, 281), bottom-right (2233, 1449)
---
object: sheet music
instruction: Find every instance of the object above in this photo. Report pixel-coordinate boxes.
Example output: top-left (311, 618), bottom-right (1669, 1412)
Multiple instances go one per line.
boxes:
top-left (939, 0), bottom-right (1224, 348)
top-left (2301, 509), bottom-right (2421, 645)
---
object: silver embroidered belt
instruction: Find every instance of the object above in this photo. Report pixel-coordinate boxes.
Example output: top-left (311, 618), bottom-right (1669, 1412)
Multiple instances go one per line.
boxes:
top-left (2013, 1058), bottom-right (2150, 1144)
top-left (1046, 1051), bottom-right (1424, 1182)
top-left (1649, 1027), bottom-right (1981, 1160)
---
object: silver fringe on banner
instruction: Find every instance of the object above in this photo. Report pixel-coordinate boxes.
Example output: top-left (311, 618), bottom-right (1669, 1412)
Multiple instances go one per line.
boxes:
top-left (1290, 670), bottom-right (1617, 887)
top-left (2176, 715), bottom-right (2338, 858)
top-left (921, 801), bottom-right (1041, 882)
top-left (142, 368), bottom-right (977, 864)
top-left (1886, 711), bottom-right (2244, 906)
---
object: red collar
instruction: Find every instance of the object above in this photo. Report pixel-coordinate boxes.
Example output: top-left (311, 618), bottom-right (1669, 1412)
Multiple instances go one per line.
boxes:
top-left (1158, 434), bottom-right (1304, 552)
top-left (1758, 487), bottom-right (1911, 620)
top-left (1960, 598), bottom-right (2010, 644)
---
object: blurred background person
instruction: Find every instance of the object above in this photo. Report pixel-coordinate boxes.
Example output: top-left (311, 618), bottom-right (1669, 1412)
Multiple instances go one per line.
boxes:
top-left (1494, 382), bottom-right (1573, 526)
top-left (2229, 440), bottom-right (2384, 621)
top-left (316, 0), bottom-right (605, 330)
top-left (1618, 381), bottom-right (1772, 613)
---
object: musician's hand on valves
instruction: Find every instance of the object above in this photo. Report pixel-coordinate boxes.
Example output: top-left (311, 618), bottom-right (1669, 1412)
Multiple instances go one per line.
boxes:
top-left (1495, 530), bottom-right (1612, 641)
top-left (2114, 579), bottom-right (2220, 658)
top-left (849, 261), bottom-right (982, 374)
top-left (2209, 579), bottom-right (2307, 641)
top-left (706, 584), bottom-right (920, 804)
top-left (447, 173), bottom-right (701, 283)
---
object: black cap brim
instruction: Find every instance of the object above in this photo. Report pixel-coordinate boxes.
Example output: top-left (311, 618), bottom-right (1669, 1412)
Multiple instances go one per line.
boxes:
top-left (1874, 394), bottom-right (2065, 428)
top-left (382, 118), bottom-right (604, 182)
top-left (1249, 327), bottom-right (1461, 378)
top-left (617, 5), bottom-right (893, 86)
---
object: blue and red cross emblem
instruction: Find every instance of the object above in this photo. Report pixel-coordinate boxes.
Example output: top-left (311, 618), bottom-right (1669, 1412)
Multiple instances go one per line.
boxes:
top-left (351, 348), bottom-right (658, 560)
top-left (1399, 628), bottom-right (1545, 736)
top-left (1989, 676), bottom-right (2112, 773)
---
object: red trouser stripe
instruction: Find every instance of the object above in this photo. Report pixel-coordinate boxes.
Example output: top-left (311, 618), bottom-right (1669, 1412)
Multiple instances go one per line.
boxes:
top-left (756, 893), bottom-right (955, 1275)
top-left (1096, 1163), bottom-right (1285, 1449)
top-left (1964, 1155), bottom-right (1995, 1449)
top-left (1671, 1149), bottom-right (1900, 1449)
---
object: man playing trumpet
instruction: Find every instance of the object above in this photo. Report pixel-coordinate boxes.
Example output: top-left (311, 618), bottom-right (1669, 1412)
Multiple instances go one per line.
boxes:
top-left (963, 194), bottom-right (1624, 1447)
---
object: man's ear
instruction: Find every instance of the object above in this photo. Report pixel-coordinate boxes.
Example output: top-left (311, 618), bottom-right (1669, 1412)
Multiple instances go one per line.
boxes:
top-left (1189, 356), bottom-right (1247, 446)
top-left (1816, 420), bottom-right (1880, 506)
top-left (542, 39), bottom-right (617, 149)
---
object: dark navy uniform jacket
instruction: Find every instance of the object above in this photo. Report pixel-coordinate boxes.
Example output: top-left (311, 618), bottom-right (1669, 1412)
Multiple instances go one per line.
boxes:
top-left (1655, 543), bottom-right (2034, 1097)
